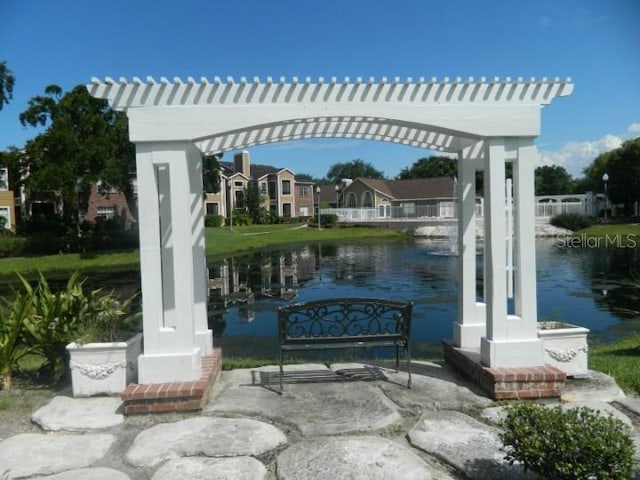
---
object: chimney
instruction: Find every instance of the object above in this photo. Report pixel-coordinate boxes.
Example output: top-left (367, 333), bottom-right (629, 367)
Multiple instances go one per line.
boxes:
top-left (234, 151), bottom-right (250, 176)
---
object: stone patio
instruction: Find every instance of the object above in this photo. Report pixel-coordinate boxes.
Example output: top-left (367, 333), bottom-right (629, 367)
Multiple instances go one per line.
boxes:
top-left (0, 361), bottom-right (638, 479)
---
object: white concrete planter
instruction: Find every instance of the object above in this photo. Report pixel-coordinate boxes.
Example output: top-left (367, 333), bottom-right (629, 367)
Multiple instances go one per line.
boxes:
top-left (538, 321), bottom-right (589, 377)
top-left (66, 333), bottom-right (143, 397)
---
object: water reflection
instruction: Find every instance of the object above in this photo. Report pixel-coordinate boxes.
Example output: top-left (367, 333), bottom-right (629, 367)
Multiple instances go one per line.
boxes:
top-left (209, 239), bottom-right (640, 357)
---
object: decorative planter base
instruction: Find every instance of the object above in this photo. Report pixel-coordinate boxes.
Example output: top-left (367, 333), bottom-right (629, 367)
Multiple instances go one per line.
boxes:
top-left (66, 333), bottom-right (143, 397)
top-left (538, 322), bottom-right (589, 377)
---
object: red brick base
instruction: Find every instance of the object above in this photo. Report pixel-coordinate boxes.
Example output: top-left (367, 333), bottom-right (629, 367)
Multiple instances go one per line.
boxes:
top-left (122, 348), bottom-right (222, 415)
top-left (442, 341), bottom-right (566, 400)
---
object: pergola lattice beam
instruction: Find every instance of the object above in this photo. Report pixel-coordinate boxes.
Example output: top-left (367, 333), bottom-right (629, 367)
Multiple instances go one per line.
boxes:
top-left (195, 117), bottom-right (464, 154)
top-left (88, 76), bottom-right (574, 110)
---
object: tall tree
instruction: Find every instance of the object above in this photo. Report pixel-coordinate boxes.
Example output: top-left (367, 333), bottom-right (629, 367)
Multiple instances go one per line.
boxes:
top-left (245, 182), bottom-right (263, 223)
top-left (397, 156), bottom-right (457, 179)
top-left (0, 61), bottom-right (15, 110)
top-left (325, 159), bottom-right (384, 184)
top-left (579, 137), bottom-right (640, 215)
top-left (19, 84), bottom-right (136, 229)
top-left (203, 153), bottom-right (222, 194)
top-left (604, 137), bottom-right (640, 215)
top-left (0, 146), bottom-right (24, 192)
top-left (534, 165), bottom-right (575, 195)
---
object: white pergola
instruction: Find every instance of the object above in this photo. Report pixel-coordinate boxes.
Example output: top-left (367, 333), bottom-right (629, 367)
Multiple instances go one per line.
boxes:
top-left (88, 75), bottom-right (573, 384)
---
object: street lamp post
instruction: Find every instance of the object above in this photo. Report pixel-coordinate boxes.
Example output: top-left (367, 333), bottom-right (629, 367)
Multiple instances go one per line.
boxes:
top-left (316, 186), bottom-right (321, 231)
top-left (602, 173), bottom-right (609, 223)
top-left (335, 184), bottom-right (340, 209)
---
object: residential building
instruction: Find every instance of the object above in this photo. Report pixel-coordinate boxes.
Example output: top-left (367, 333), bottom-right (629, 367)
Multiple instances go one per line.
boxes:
top-left (337, 177), bottom-right (457, 218)
top-left (204, 151), bottom-right (314, 220)
top-left (84, 181), bottom-right (137, 227)
top-left (0, 167), bottom-right (17, 231)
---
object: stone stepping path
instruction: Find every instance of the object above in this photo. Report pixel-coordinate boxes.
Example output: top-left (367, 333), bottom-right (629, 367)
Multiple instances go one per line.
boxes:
top-left (125, 416), bottom-right (287, 468)
top-left (151, 457), bottom-right (267, 480)
top-left (32, 467), bottom-right (131, 480)
top-left (30, 396), bottom-right (123, 431)
top-left (0, 433), bottom-right (115, 479)
top-left (408, 410), bottom-right (530, 480)
top-left (276, 435), bottom-right (435, 480)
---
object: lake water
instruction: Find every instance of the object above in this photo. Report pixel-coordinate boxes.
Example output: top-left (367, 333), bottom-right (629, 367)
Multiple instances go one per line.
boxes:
top-left (208, 238), bottom-right (640, 358)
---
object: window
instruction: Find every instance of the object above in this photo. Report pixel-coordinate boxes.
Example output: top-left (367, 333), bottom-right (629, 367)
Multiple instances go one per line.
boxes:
top-left (0, 207), bottom-right (9, 229)
top-left (260, 182), bottom-right (268, 195)
top-left (234, 181), bottom-right (244, 187)
top-left (282, 179), bottom-right (291, 195)
top-left (0, 168), bottom-right (7, 191)
top-left (299, 206), bottom-right (309, 217)
top-left (363, 191), bottom-right (373, 208)
top-left (347, 192), bottom-right (357, 208)
top-left (206, 202), bottom-right (219, 215)
top-left (282, 203), bottom-right (292, 217)
top-left (269, 181), bottom-right (277, 199)
top-left (298, 185), bottom-right (309, 197)
top-left (96, 206), bottom-right (117, 220)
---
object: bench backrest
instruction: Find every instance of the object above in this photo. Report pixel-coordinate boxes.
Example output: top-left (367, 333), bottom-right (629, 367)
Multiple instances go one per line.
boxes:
top-left (278, 298), bottom-right (412, 345)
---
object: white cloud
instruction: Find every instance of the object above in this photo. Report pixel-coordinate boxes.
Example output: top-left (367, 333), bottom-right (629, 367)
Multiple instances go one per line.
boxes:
top-left (538, 122), bottom-right (640, 176)
top-left (538, 134), bottom-right (623, 176)
top-left (628, 122), bottom-right (640, 134)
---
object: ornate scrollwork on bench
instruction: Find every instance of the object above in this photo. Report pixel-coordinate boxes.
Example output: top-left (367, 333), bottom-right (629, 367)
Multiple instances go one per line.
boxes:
top-left (278, 298), bottom-right (413, 393)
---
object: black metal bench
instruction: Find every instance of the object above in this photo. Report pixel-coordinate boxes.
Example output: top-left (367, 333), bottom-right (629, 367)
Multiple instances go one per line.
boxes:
top-left (278, 298), bottom-right (413, 392)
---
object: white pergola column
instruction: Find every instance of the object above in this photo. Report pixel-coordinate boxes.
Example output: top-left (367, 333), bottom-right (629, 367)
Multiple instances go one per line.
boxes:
top-left (453, 147), bottom-right (486, 348)
top-left (480, 138), bottom-right (543, 367)
top-left (136, 141), bottom-right (212, 384)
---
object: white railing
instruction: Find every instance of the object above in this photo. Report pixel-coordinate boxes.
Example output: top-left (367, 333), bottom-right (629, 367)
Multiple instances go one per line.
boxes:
top-left (534, 201), bottom-right (585, 217)
top-left (323, 201), bottom-right (588, 222)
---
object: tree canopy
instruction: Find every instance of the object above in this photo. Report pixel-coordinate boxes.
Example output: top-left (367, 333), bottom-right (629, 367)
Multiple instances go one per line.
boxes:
top-left (19, 84), bottom-right (135, 225)
top-left (534, 165), bottom-right (575, 195)
top-left (325, 159), bottom-right (384, 183)
top-left (0, 61), bottom-right (15, 110)
top-left (397, 156), bottom-right (457, 179)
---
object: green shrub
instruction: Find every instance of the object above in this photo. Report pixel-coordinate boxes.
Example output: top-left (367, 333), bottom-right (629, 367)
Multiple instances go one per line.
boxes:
top-left (550, 212), bottom-right (594, 231)
top-left (231, 209), bottom-right (252, 226)
top-left (501, 401), bottom-right (635, 480)
top-left (205, 214), bottom-right (224, 227)
top-left (0, 235), bottom-right (26, 257)
top-left (310, 214), bottom-right (339, 228)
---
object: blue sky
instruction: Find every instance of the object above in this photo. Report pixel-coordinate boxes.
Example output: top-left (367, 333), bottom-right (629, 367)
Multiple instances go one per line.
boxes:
top-left (1, 0), bottom-right (638, 179)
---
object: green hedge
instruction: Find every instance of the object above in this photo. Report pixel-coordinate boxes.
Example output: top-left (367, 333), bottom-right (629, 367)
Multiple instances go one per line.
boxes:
top-left (550, 212), bottom-right (594, 231)
top-left (501, 401), bottom-right (635, 479)
top-left (205, 214), bottom-right (224, 227)
top-left (0, 235), bottom-right (26, 258)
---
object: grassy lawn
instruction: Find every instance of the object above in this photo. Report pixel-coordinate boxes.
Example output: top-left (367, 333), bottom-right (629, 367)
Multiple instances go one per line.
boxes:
top-left (575, 223), bottom-right (640, 246)
top-left (589, 333), bottom-right (640, 395)
top-left (0, 225), bottom-right (407, 279)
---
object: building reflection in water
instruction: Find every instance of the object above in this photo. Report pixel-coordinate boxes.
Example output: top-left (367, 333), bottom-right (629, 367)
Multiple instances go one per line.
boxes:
top-left (206, 248), bottom-right (317, 334)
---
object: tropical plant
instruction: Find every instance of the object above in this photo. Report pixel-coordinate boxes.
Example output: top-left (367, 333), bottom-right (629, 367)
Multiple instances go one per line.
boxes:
top-left (0, 291), bottom-right (35, 390)
top-left (75, 290), bottom-right (140, 343)
top-left (501, 401), bottom-right (635, 480)
top-left (19, 272), bottom-right (91, 379)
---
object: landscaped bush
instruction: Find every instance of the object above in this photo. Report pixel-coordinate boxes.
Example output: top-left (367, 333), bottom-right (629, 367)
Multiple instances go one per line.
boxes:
top-left (0, 234), bottom-right (26, 257)
top-left (550, 212), bottom-right (594, 231)
top-left (310, 214), bottom-right (339, 228)
top-left (231, 209), bottom-right (252, 226)
top-left (0, 272), bottom-right (142, 387)
top-left (205, 214), bottom-right (224, 227)
top-left (501, 401), bottom-right (635, 480)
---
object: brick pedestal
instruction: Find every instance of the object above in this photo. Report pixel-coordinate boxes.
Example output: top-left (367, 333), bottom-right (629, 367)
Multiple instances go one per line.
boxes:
top-left (443, 341), bottom-right (566, 400)
top-left (122, 348), bottom-right (222, 415)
